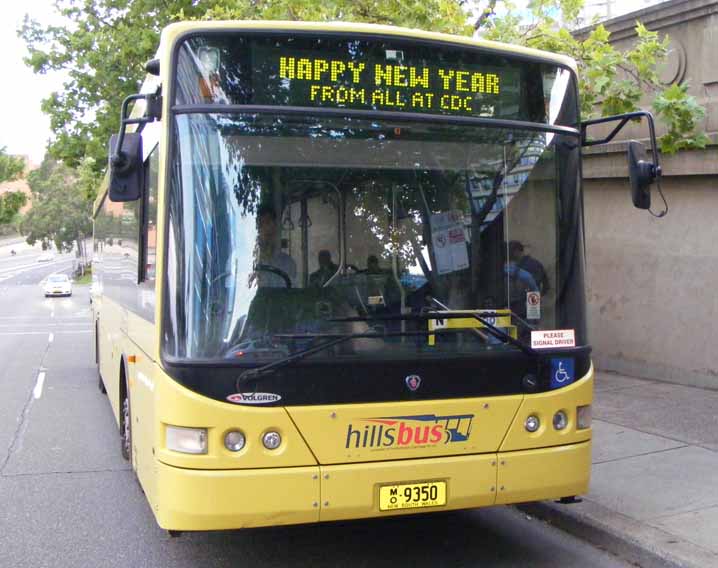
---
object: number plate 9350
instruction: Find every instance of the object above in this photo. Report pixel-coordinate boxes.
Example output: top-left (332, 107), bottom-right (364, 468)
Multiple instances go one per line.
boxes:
top-left (379, 481), bottom-right (447, 511)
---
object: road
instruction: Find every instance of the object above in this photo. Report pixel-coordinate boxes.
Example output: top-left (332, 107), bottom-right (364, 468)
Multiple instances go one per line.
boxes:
top-left (0, 246), bottom-right (630, 568)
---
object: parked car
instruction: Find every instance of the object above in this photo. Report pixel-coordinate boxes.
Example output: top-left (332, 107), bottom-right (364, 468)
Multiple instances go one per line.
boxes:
top-left (44, 274), bottom-right (72, 297)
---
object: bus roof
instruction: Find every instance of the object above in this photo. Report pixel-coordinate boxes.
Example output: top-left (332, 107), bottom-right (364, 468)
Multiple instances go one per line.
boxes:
top-left (160, 20), bottom-right (577, 73)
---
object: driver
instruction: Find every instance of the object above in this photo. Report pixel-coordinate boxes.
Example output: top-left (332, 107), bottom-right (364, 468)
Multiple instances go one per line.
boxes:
top-left (256, 205), bottom-right (297, 287)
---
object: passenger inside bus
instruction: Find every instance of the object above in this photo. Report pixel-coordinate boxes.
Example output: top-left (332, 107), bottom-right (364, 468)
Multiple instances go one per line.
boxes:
top-left (365, 255), bottom-right (386, 274)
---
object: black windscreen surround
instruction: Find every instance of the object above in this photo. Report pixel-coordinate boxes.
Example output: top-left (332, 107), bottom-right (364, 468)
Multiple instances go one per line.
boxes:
top-left (175, 33), bottom-right (577, 126)
top-left (163, 31), bottom-right (588, 405)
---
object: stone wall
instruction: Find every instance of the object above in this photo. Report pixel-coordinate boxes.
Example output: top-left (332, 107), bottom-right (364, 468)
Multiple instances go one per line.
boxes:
top-left (578, 0), bottom-right (718, 388)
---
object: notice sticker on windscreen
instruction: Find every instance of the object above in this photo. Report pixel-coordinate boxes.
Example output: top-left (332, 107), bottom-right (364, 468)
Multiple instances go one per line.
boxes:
top-left (531, 329), bottom-right (576, 349)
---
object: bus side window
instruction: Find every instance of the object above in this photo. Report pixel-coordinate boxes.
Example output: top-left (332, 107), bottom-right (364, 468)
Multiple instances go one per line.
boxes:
top-left (142, 145), bottom-right (159, 283)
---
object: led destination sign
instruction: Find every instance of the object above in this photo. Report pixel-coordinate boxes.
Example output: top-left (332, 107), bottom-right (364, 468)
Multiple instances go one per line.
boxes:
top-left (176, 34), bottom-right (570, 123)
top-left (275, 54), bottom-right (506, 115)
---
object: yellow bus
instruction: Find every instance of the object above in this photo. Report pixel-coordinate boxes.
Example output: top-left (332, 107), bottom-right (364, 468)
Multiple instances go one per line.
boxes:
top-left (92, 20), bottom-right (662, 534)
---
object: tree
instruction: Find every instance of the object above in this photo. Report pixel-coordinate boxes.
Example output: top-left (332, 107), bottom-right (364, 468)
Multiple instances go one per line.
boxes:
top-left (20, 0), bottom-right (708, 185)
top-left (0, 146), bottom-right (25, 183)
top-left (21, 156), bottom-right (93, 261)
top-left (0, 192), bottom-right (27, 226)
top-left (0, 147), bottom-right (28, 227)
top-left (20, 1), bottom-right (224, 172)
top-left (477, 3), bottom-right (709, 154)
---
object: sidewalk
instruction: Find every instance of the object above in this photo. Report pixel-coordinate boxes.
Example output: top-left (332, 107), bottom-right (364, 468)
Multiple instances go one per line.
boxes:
top-left (521, 370), bottom-right (718, 567)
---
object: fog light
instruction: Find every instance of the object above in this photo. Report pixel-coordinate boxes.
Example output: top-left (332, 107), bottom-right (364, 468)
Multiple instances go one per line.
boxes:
top-left (262, 431), bottom-right (282, 450)
top-left (166, 425), bottom-right (207, 454)
top-left (553, 410), bottom-right (568, 430)
top-left (525, 415), bottom-right (540, 433)
top-left (224, 430), bottom-right (246, 452)
top-left (577, 405), bottom-right (592, 429)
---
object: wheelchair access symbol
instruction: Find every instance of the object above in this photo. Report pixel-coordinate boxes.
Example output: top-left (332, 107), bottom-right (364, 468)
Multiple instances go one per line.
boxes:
top-left (550, 358), bottom-right (575, 389)
top-left (555, 363), bottom-right (569, 383)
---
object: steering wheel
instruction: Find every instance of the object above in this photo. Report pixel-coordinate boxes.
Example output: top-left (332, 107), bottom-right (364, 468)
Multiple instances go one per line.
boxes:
top-left (254, 264), bottom-right (292, 288)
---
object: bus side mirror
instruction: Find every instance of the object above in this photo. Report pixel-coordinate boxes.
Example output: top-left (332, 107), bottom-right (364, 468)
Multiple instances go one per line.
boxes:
top-left (108, 132), bottom-right (143, 202)
top-left (581, 112), bottom-right (665, 215)
top-left (626, 141), bottom-right (655, 210)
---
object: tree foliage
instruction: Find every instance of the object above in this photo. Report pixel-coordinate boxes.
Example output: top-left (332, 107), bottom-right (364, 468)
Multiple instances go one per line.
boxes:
top-left (20, 0), bottom-right (709, 185)
top-left (0, 147), bottom-right (28, 226)
top-left (481, 8), bottom-right (707, 154)
top-left (0, 147), bottom-right (26, 184)
top-left (22, 157), bottom-right (93, 255)
top-left (0, 191), bottom-right (27, 226)
top-left (20, 1), bottom-right (222, 171)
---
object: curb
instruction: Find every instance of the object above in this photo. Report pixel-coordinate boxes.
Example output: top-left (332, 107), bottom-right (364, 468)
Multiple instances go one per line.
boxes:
top-left (516, 500), bottom-right (717, 568)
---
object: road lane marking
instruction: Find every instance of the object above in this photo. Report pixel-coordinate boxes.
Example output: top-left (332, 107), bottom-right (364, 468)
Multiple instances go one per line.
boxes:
top-left (0, 331), bottom-right (91, 335)
top-left (33, 370), bottom-right (47, 399)
top-left (0, 258), bottom-right (73, 277)
top-left (48, 333), bottom-right (54, 343)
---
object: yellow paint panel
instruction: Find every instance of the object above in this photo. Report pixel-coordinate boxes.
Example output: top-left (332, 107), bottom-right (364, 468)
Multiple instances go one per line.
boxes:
top-left (499, 365), bottom-right (594, 452)
top-left (495, 441), bottom-right (591, 504)
top-left (153, 369), bottom-right (317, 469)
top-left (155, 461), bottom-right (320, 531)
top-left (319, 453), bottom-right (496, 522)
top-left (287, 396), bottom-right (522, 464)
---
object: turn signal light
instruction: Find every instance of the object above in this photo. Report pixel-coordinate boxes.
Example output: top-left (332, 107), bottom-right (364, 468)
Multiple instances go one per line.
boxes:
top-left (577, 405), bottom-right (592, 429)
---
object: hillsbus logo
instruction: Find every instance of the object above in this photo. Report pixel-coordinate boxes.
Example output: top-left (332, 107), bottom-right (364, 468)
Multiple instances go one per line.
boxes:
top-left (344, 413), bottom-right (474, 449)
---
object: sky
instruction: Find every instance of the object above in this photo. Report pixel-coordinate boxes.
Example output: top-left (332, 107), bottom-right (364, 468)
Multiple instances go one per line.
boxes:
top-left (0, 0), bottom-right (663, 166)
top-left (0, 1), bottom-right (65, 165)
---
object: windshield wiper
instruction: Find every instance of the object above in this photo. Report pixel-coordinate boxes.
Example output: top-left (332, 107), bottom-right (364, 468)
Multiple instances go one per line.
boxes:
top-left (328, 311), bottom-right (537, 357)
top-left (236, 328), bottom-right (482, 386)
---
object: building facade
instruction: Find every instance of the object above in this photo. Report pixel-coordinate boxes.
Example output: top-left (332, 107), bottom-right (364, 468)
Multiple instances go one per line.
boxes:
top-left (579, 0), bottom-right (718, 388)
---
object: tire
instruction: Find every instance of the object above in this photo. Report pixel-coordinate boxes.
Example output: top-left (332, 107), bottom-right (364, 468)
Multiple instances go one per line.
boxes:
top-left (120, 374), bottom-right (132, 461)
top-left (96, 324), bottom-right (106, 394)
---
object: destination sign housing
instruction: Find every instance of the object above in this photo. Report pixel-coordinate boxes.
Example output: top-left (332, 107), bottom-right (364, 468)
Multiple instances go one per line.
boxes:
top-left (175, 34), bottom-right (568, 124)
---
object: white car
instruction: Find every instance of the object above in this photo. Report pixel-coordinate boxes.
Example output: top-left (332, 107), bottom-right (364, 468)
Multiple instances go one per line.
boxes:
top-left (37, 252), bottom-right (55, 262)
top-left (44, 274), bottom-right (72, 297)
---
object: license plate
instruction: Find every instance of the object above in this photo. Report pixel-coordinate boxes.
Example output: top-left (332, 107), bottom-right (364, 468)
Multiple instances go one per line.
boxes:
top-left (379, 481), bottom-right (446, 511)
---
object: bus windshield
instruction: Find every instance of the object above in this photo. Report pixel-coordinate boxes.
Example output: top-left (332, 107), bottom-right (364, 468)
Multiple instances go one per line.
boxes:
top-left (164, 112), bottom-right (585, 363)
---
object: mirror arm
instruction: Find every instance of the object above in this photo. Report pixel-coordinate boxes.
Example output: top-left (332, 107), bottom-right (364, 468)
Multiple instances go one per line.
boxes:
top-left (581, 111), bottom-right (662, 179)
top-left (111, 92), bottom-right (162, 170)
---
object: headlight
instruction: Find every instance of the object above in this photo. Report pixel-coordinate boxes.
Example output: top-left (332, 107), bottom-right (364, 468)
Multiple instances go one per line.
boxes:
top-left (224, 430), bottom-right (246, 452)
top-left (524, 415), bottom-right (540, 433)
top-left (553, 410), bottom-right (568, 430)
top-left (166, 425), bottom-right (207, 454)
top-left (262, 430), bottom-right (282, 450)
top-left (577, 405), bottom-right (592, 429)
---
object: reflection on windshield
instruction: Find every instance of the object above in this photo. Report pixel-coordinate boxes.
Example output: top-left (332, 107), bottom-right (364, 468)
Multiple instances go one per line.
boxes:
top-left (165, 114), bottom-right (578, 362)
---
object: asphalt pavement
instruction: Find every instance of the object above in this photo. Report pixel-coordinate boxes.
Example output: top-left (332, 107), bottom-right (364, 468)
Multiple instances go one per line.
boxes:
top-left (0, 245), bottom-right (632, 568)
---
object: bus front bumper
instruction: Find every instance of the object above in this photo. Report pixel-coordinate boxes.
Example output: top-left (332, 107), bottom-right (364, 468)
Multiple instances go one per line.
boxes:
top-left (154, 440), bottom-right (590, 531)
